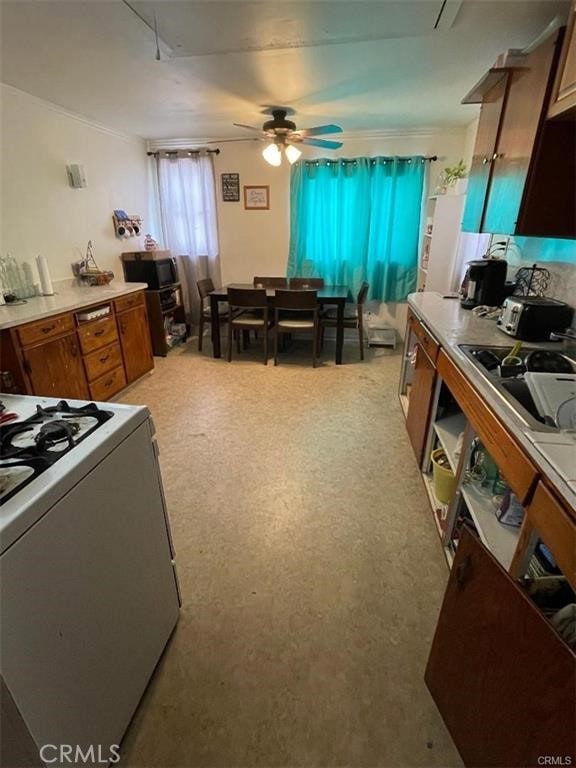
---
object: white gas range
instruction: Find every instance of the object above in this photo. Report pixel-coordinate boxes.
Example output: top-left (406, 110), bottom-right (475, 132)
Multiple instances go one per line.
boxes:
top-left (0, 394), bottom-right (180, 767)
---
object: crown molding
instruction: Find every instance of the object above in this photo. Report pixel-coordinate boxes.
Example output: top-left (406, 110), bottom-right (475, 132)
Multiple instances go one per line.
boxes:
top-left (339, 127), bottom-right (466, 140)
top-left (1, 83), bottom-right (145, 144)
top-left (146, 138), bottom-right (215, 150)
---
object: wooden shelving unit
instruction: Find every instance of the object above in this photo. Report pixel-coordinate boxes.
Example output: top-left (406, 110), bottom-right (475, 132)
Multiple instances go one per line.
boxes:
top-left (144, 282), bottom-right (188, 357)
top-left (418, 193), bottom-right (466, 293)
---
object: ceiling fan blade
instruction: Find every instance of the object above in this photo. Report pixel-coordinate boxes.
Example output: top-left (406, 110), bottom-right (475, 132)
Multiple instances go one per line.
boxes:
top-left (233, 123), bottom-right (265, 133)
top-left (206, 137), bottom-right (262, 143)
top-left (300, 137), bottom-right (343, 150)
top-left (296, 124), bottom-right (343, 137)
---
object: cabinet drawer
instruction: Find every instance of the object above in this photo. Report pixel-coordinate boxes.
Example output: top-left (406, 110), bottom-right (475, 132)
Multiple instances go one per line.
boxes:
top-left (115, 291), bottom-right (144, 314)
top-left (437, 350), bottom-right (538, 503)
top-left (408, 311), bottom-right (439, 364)
top-left (78, 317), bottom-right (118, 355)
top-left (89, 366), bottom-right (127, 401)
top-left (527, 482), bottom-right (576, 589)
top-left (83, 343), bottom-right (123, 382)
top-left (18, 313), bottom-right (74, 347)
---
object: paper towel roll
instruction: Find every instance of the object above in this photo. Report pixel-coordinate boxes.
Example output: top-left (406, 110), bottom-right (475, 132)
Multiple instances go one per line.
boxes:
top-left (36, 255), bottom-right (54, 296)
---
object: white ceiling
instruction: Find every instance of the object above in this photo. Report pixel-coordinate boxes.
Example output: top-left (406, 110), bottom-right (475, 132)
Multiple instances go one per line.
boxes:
top-left (0, 0), bottom-right (570, 140)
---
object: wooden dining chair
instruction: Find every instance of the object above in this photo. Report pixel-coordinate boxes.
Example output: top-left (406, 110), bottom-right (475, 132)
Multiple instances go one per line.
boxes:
top-left (272, 289), bottom-right (319, 367)
top-left (253, 276), bottom-right (289, 288)
top-left (227, 288), bottom-right (272, 365)
top-left (320, 281), bottom-right (369, 360)
top-left (289, 277), bottom-right (325, 289)
top-left (197, 277), bottom-right (229, 352)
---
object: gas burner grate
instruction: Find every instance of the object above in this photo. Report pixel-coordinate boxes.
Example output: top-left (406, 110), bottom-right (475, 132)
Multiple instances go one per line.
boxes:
top-left (35, 400), bottom-right (106, 419)
top-left (0, 401), bottom-right (113, 503)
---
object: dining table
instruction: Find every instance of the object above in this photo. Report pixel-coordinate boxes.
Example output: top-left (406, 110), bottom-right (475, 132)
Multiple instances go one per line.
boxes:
top-left (208, 284), bottom-right (351, 364)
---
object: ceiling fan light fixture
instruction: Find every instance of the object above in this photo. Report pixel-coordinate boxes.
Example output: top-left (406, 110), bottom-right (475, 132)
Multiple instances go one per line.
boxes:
top-left (262, 142), bottom-right (282, 166)
top-left (285, 144), bottom-right (302, 164)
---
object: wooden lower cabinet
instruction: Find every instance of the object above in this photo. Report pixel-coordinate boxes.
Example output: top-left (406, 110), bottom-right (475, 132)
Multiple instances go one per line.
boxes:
top-left (527, 481), bottom-right (576, 589)
top-left (117, 305), bottom-right (154, 383)
top-left (426, 528), bottom-right (576, 768)
top-left (22, 333), bottom-right (89, 400)
top-left (2, 290), bottom-right (154, 401)
top-left (406, 343), bottom-right (437, 465)
top-left (438, 350), bottom-right (538, 504)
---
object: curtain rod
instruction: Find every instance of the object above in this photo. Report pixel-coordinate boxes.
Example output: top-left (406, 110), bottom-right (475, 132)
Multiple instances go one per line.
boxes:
top-left (147, 149), bottom-right (221, 156)
top-left (299, 155), bottom-right (438, 167)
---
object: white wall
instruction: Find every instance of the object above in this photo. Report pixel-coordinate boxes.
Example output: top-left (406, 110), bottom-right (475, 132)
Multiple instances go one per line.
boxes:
top-left (462, 117), bottom-right (479, 169)
top-left (211, 129), bottom-right (468, 332)
top-left (213, 130), bottom-right (468, 285)
top-left (0, 85), bottom-right (148, 282)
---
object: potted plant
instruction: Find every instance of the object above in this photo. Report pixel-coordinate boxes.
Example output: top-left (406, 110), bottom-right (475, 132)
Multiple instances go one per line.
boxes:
top-left (436, 160), bottom-right (467, 194)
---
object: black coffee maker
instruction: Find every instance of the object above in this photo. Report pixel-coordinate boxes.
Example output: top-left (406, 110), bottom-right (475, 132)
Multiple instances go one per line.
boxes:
top-left (460, 259), bottom-right (508, 309)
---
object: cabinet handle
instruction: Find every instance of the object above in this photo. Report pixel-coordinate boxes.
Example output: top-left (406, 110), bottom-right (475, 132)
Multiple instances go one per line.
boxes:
top-left (119, 321), bottom-right (125, 333)
top-left (104, 378), bottom-right (113, 387)
top-left (492, 153), bottom-right (504, 161)
top-left (99, 354), bottom-right (110, 363)
top-left (23, 357), bottom-right (31, 375)
top-left (70, 342), bottom-right (79, 357)
top-left (481, 156), bottom-right (490, 165)
top-left (41, 323), bottom-right (56, 334)
top-left (94, 329), bottom-right (105, 337)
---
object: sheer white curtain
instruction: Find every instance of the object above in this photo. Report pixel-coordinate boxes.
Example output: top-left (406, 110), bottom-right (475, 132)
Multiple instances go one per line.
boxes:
top-left (152, 153), bottom-right (220, 325)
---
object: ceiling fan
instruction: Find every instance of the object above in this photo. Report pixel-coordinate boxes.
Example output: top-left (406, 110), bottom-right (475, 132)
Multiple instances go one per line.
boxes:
top-left (208, 108), bottom-right (343, 166)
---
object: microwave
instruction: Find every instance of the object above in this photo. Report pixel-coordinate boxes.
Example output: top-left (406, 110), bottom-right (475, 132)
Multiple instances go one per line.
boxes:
top-left (121, 250), bottom-right (178, 289)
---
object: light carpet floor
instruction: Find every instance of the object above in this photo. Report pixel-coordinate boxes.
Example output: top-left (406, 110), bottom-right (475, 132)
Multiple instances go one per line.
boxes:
top-left (118, 338), bottom-right (462, 768)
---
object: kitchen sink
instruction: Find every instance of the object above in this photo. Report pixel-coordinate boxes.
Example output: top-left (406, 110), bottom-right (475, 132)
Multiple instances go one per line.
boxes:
top-left (458, 345), bottom-right (576, 432)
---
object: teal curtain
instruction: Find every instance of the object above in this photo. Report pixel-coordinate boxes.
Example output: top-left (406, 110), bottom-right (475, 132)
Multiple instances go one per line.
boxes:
top-left (287, 156), bottom-right (425, 301)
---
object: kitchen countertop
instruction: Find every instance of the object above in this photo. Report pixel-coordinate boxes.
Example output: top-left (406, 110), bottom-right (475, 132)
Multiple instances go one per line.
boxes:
top-left (0, 280), bottom-right (148, 330)
top-left (407, 291), bottom-right (576, 512)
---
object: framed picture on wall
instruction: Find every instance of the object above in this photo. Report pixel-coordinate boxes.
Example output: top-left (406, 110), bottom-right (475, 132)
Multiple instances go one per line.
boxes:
top-left (221, 173), bottom-right (240, 202)
top-left (243, 185), bottom-right (270, 210)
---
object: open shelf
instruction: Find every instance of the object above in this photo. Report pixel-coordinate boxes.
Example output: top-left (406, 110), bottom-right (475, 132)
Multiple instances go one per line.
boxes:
top-left (460, 482), bottom-right (520, 570)
top-left (399, 393), bottom-right (409, 418)
top-left (161, 302), bottom-right (182, 316)
top-left (433, 412), bottom-right (466, 472)
top-left (165, 333), bottom-right (187, 350)
top-left (422, 475), bottom-right (454, 567)
top-left (422, 474), bottom-right (449, 533)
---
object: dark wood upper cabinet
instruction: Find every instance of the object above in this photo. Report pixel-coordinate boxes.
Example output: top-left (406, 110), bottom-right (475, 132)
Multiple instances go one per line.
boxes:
top-left (461, 75), bottom-right (509, 233)
top-left (548, 0), bottom-right (576, 118)
top-left (425, 528), bottom-right (576, 768)
top-left (117, 305), bottom-right (154, 384)
top-left (462, 27), bottom-right (576, 239)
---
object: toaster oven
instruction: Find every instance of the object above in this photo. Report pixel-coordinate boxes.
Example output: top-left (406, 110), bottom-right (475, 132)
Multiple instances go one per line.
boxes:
top-left (497, 296), bottom-right (573, 341)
